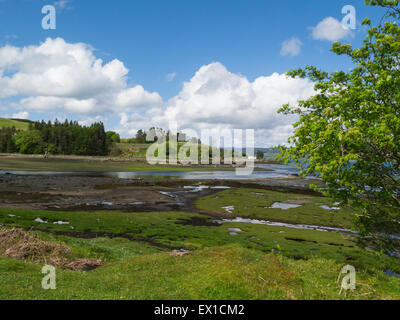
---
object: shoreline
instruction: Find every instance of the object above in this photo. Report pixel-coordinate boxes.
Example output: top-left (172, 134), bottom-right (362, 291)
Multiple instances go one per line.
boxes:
top-left (0, 153), bottom-right (280, 173)
top-left (0, 153), bottom-right (281, 165)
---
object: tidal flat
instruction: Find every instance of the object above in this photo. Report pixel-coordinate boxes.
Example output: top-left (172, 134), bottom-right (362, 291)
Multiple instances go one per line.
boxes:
top-left (0, 158), bottom-right (399, 300)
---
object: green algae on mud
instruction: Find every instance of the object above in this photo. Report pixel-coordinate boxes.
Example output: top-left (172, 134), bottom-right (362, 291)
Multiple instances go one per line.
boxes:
top-left (0, 208), bottom-right (398, 272)
top-left (195, 188), bottom-right (356, 229)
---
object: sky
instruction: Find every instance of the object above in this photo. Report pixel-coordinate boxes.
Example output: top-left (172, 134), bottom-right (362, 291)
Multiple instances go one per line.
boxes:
top-left (0, 0), bottom-right (388, 146)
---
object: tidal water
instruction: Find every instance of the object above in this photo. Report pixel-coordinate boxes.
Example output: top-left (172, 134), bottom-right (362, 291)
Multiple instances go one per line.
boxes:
top-left (0, 163), bottom-right (303, 180)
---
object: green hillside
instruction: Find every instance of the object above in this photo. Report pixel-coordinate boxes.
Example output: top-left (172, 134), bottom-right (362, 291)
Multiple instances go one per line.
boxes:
top-left (0, 118), bottom-right (30, 130)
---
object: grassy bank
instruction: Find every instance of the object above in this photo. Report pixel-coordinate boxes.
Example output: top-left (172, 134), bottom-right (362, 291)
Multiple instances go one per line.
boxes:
top-left (0, 207), bottom-right (399, 299)
top-left (0, 118), bottom-right (30, 131)
top-left (1, 244), bottom-right (399, 300)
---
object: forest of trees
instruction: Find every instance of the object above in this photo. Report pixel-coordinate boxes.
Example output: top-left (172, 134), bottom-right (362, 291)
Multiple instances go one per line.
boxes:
top-left (0, 127), bottom-right (18, 153)
top-left (0, 119), bottom-right (118, 156)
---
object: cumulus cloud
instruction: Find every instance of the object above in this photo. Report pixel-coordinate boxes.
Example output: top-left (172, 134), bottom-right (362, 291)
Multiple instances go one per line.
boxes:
top-left (280, 37), bottom-right (302, 56)
top-left (116, 86), bottom-right (162, 110)
top-left (16, 96), bottom-right (98, 114)
top-left (12, 111), bottom-right (29, 119)
top-left (311, 17), bottom-right (352, 42)
top-left (1, 38), bottom-right (315, 146)
top-left (119, 62), bottom-right (315, 146)
top-left (0, 38), bottom-right (127, 99)
top-left (0, 38), bottom-right (161, 115)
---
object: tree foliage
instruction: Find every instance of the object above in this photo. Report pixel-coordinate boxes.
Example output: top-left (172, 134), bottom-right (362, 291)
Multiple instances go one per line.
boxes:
top-left (2, 119), bottom-right (110, 156)
top-left (278, 0), bottom-right (400, 253)
top-left (135, 129), bottom-right (147, 144)
top-left (0, 127), bottom-right (18, 153)
top-left (106, 131), bottom-right (121, 143)
top-left (14, 130), bottom-right (43, 154)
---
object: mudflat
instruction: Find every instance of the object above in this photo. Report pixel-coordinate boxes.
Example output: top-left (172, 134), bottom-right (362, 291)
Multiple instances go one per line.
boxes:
top-left (0, 173), bottom-right (318, 214)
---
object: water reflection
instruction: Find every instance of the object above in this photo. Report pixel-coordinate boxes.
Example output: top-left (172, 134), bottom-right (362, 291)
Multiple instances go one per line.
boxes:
top-left (216, 217), bottom-right (350, 233)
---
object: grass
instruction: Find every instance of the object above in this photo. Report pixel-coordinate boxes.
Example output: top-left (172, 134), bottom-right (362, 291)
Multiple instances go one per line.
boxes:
top-left (196, 188), bottom-right (356, 229)
top-left (0, 244), bottom-right (399, 300)
top-left (115, 143), bottom-right (148, 159)
top-left (0, 118), bottom-right (30, 130)
top-left (0, 228), bottom-right (104, 271)
top-left (0, 207), bottom-right (399, 300)
top-left (116, 141), bottom-right (224, 160)
top-left (29, 232), bottom-right (165, 262)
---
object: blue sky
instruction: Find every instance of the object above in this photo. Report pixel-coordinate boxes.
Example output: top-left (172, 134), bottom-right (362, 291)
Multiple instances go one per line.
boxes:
top-left (0, 0), bottom-right (388, 145)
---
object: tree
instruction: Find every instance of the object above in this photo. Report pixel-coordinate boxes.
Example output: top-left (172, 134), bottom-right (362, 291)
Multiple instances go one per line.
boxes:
top-left (14, 130), bottom-right (43, 154)
top-left (135, 129), bottom-right (147, 144)
top-left (256, 150), bottom-right (264, 160)
top-left (106, 131), bottom-right (121, 143)
top-left (278, 0), bottom-right (400, 253)
top-left (0, 127), bottom-right (18, 153)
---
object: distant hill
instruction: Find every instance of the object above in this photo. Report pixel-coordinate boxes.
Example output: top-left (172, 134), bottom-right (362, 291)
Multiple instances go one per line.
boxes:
top-left (0, 118), bottom-right (31, 130)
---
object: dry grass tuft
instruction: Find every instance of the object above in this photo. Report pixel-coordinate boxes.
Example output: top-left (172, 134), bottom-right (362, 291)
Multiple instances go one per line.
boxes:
top-left (66, 258), bottom-right (105, 271)
top-left (170, 249), bottom-right (190, 257)
top-left (0, 227), bottom-right (104, 271)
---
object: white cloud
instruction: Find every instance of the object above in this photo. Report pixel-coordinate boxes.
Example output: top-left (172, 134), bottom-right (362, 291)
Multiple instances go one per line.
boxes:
top-left (0, 39), bottom-right (128, 100)
top-left (166, 72), bottom-right (176, 82)
top-left (119, 62), bottom-right (315, 146)
top-left (280, 37), bottom-right (302, 56)
top-left (54, 0), bottom-right (70, 9)
top-left (16, 96), bottom-right (98, 114)
top-left (12, 111), bottom-right (29, 119)
top-left (0, 38), bottom-right (161, 115)
top-left (77, 115), bottom-right (107, 127)
top-left (311, 17), bottom-right (352, 42)
top-left (116, 86), bottom-right (162, 109)
top-left (1, 38), bottom-right (315, 146)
